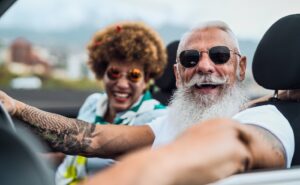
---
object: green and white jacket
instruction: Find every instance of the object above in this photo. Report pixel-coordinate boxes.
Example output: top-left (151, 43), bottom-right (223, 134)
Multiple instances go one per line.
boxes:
top-left (55, 91), bottom-right (166, 185)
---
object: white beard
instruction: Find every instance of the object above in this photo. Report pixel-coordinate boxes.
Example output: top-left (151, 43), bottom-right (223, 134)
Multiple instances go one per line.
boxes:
top-left (167, 80), bottom-right (248, 138)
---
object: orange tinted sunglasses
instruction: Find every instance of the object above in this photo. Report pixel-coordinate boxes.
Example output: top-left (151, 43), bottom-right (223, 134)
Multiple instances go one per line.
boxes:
top-left (106, 67), bottom-right (143, 83)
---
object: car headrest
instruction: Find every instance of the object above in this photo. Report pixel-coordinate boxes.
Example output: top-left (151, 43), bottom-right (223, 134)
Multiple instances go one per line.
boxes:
top-left (155, 40), bottom-right (179, 92)
top-left (0, 0), bottom-right (16, 17)
top-left (252, 14), bottom-right (300, 90)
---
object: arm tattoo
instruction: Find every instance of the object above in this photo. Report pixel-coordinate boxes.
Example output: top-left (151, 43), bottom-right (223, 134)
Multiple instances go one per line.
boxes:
top-left (15, 104), bottom-right (97, 156)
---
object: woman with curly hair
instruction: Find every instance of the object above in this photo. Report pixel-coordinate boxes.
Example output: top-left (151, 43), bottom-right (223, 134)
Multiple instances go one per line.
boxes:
top-left (55, 21), bottom-right (168, 185)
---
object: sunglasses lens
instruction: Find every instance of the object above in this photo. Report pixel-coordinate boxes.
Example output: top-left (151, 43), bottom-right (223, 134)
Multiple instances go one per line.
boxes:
top-left (209, 46), bottom-right (230, 64)
top-left (107, 68), bottom-right (121, 80)
top-left (128, 68), bottom-right (142, 83)
top-left (179, 50), bottom-right (200, 68)
top-left (107, 67), bottom-right (142, 83)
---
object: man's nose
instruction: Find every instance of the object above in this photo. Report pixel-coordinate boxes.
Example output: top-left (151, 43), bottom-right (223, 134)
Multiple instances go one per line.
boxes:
top-left (195, 52), bottom-right (215, 74)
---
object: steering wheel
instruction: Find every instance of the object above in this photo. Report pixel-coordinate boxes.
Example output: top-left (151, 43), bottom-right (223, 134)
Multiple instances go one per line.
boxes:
top-left (0, 102), bottom-right (16, 132)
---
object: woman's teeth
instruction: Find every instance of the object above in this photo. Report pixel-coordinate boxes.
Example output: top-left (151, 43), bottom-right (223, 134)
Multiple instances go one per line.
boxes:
top-left (114, 92), bottom-right (130, 98)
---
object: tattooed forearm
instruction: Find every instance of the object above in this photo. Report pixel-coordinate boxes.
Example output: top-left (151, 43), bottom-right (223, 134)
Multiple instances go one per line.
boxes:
top-left (11, 101), bottom-right (151, 158)
top-left (15, 104), bottom-right (97, 156)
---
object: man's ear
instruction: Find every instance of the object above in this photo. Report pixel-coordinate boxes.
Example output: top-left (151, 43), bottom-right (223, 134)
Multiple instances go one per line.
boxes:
top-left (174, 63), bottom-right (182, 88)
top-left (238, 56), bottom-right (247, 81)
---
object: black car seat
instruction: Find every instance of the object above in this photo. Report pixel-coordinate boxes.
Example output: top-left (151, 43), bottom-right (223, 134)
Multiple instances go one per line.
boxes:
top-left (152, 40), bottom-right (179, 105)
top-left (252, 14), bottom-right (300, 166)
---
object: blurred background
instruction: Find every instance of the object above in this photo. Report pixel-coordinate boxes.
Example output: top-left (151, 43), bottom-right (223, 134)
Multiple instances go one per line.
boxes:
top-left (0, 0), bottom-right (299, 116)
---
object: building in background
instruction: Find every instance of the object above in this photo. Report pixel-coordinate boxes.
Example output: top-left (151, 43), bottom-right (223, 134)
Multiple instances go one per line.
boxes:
top-left (7, 37), bottom-right (51, 76)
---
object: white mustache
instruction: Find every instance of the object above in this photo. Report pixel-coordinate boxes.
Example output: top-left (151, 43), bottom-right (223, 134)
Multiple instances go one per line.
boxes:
top-left (184, 74), bottom-right (229, 88)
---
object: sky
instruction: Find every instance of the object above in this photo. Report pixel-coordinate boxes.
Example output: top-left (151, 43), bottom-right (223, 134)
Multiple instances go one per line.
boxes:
top-left (0, 0), bottom-right (299, 40)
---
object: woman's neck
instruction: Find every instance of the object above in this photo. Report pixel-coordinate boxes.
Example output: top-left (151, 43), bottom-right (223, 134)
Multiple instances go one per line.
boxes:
top-left (104, 107), bottom-right (116, 123)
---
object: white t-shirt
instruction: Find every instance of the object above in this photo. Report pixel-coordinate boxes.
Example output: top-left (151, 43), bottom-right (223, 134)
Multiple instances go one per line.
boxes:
top-left (148, 105), bottom-right (295, 167)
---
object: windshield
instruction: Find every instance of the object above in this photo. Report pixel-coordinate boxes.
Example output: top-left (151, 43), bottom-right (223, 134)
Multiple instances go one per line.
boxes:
top-left (0, 0), bottom-right (299, 97)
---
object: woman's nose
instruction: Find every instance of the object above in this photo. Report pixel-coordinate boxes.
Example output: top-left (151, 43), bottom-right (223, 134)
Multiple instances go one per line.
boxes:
top-left (115, 76), bottom-right (130, 88)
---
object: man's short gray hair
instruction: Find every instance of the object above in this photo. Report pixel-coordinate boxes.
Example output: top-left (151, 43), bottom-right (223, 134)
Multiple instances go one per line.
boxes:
top-left (177, 21), bottom-right (240, 62)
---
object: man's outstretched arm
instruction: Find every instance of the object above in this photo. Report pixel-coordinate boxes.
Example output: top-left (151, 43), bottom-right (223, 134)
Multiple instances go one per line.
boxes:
top-left (82, 119), bottom-right (254, 185)
top-left (82, 118), bottom-right (286, 185)
top-left (0, 91), bottom-right (154, 157)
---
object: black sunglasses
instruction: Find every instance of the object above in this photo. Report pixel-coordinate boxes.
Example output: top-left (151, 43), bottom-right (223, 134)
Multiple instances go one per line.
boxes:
top-left (179, 46), bottom-right (241, 68)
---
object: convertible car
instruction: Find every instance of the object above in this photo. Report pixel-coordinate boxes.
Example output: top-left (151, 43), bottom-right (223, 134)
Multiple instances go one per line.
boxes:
top-left (0, 1), bottom-right (300, 185)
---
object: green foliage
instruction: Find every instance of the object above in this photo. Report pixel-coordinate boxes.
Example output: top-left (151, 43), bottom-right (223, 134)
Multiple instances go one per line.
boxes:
top-left (42, 77), bottom-right (103, 90)
top-left (0, 65), bottom-right (18, 86)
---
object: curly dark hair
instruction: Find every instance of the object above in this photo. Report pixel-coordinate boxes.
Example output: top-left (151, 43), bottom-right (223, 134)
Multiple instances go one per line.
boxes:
top-left (87, 21), bottom-right (167, 80)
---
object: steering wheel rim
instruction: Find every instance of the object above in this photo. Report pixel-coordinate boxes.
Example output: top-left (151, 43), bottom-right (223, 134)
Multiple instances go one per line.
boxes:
top-left (0, 102), bottom-right (16, 132)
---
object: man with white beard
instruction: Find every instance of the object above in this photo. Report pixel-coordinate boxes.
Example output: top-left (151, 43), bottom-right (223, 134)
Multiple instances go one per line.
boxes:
top-left (153, 76), bottom-right (247, 147)
top-left (0, 21), bottom-right (294, 184)
top-left (148, 21), bottom-right (277, 149)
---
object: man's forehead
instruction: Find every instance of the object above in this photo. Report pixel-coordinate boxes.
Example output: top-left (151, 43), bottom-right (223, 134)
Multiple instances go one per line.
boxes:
top-left (183, 28), bottom-right (236, 49)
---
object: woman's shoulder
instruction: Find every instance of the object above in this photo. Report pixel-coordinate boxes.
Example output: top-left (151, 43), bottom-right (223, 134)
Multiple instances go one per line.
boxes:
top-left (81, 92), bottom-right (105, 107)
top-left (78, 92), bottom-right (106, 119)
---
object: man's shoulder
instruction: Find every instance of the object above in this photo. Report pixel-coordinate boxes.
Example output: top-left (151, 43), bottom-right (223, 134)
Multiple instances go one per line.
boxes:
top-left (233, 104), bottom-right (293, 147)
top-left (234, 105), bottom-right (283, 120)
top-left (233, 104), bottom-right (289, 126)
top-left (234, 104), bottom-right (295, 168)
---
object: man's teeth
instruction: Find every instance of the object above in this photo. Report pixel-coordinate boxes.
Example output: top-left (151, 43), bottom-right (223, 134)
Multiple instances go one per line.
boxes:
top-left (114, 92), bottom-right (129, 98)
top-left (195, 83), bottom-right (219, 88)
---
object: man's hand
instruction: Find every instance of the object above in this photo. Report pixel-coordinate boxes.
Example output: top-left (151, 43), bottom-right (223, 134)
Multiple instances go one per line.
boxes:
top-left (0, 90), bottom-right (17, 115)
